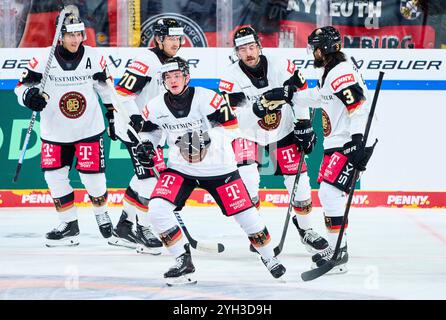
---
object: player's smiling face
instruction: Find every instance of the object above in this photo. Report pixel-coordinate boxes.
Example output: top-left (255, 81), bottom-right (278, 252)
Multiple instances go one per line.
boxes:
top-left (237, 42), bottom-right (261, 68)
top-left (164, 70), bottom-right (189, 95)
top-left (62, 32), bottom-right (83, 53)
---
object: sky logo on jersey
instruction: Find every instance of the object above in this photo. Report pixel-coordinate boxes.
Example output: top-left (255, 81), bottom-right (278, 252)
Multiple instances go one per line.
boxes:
top-left (128, 61), bottom-right (149, 74)
top-left (331, 73), bottom-right (355, 91)
top-left (210, 93), bottom-right (223, 109)
top-left (218, 80), bottom-right (234, 92)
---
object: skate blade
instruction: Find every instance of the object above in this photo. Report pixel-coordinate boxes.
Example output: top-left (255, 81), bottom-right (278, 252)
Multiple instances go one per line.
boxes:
top-left (311, 262), bottom-right (348, 275)
top-left (165, 274), bottom-right (197, 287)
top-left (136, 244), bottom-right (162, 255)
top-left (107, 236), bottom-right (137, 249)
top-left (45, 236), bottom-right (79, 247)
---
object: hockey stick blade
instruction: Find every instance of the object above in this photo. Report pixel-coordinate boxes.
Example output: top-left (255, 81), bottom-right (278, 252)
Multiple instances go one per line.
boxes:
top-left (195, 242), bottom-right (225, 254)
top-left (301, 260), bottom-right (336, 281)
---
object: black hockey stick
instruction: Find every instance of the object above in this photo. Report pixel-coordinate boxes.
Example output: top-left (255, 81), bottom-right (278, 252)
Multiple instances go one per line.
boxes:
top-left (272, 109), bottom-right (316, 257)
top-left (106, 79), bottom-right (225, 254)
top-left (13, 7), bottom-right (72, 182)
top-left (301, 71), bottom-right (384, 282)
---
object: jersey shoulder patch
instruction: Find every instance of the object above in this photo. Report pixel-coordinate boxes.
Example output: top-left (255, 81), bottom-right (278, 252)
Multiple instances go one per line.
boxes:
top-left (328, 62), bottom-right (357, 92)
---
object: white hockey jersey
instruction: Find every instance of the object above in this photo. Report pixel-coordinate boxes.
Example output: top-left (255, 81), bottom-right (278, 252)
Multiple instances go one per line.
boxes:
top-left (293, 60), bottom-right (376, 150)
top-left (114, 49), bottom-right (167, 142)
top-left (141, 87), bottom-right (238, 177)
top-left (15, 45), bottom-right (112, 144)
top-left (219, 55), bottom-right (309, 146)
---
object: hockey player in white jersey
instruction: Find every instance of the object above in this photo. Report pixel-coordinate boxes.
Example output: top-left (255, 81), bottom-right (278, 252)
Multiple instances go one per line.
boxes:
top-left (135, 57), bottom-right (286, 285)
top-left (14, 10), bottom-right (115, 247)
top-left (108, 18), bottom-right (185, 254)
top-left (267, 26), bottom-right (377, 273)
top-left (218, 26), bottom-right (328, 253)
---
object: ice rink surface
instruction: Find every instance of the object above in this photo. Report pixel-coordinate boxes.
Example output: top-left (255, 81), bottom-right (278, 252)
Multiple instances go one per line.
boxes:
top-left (0, 206), bottom-right (445, 300)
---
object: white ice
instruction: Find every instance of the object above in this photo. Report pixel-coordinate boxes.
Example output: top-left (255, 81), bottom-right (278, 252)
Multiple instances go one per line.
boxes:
top-left (0, 206), bottom-right (445, 300)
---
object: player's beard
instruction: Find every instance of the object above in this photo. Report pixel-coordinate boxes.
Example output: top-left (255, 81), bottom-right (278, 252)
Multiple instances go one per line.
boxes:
top-left (314, 57), bottom-right (325, 68)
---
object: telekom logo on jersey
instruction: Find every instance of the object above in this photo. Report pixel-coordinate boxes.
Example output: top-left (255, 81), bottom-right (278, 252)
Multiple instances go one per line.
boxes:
top-left (161, 175), bottom-right (176, 188)
top-left (79, 146), bottom-right (93, 160)
top-left (43, 144), bottom-right (53, 158)
top-left (225, 183), bottom-right (241, 200)
top-left (281, 148), bottom-right (296, 164)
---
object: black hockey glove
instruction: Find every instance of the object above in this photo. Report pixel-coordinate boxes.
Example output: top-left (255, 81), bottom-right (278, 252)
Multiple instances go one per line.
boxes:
top-left (104, 104), bottom-right (117, 141)
top-left (23, 87), bottom-right (48, 112)
top-left (261, 85), bottom-right (294, 108)
top-left (294, 119), bottom-right (317, 154)
top-left (283, 69), bottom-right (308, 91)
top-left (175, 130), bottom-right (211, 163)
top-left (343, 134), bottom-right (377, 171)
top-left (135, 140), bottom-right (155, 168)
top-left (221, 91), bottom-right (246, 107)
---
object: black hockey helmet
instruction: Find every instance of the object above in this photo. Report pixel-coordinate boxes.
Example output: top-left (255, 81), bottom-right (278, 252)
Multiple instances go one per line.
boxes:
top-left (56, 5), bottom-right (86, 40)
top-left (233, 26), bottom-right (261, 49)
top-left (161, 57), bottom-right (190, 79)
top-left (307, 26), bottom-right (341, 55)
top-left (154, 18), bottom-right (184, 38)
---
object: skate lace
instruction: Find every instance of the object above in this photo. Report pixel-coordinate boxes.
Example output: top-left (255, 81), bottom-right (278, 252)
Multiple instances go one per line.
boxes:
top-left (319, 246), bottom-right (334, 259)
top-left (54, 222), bottom-right (68, 232)
top-left (95, 212), bottom-right (111, 226)
top-left (139, 225), bottom-right (156, 239)
top-left (302, 229), bottom-right (321, 243)
top-left (262, 257), bottom-right (280, 271)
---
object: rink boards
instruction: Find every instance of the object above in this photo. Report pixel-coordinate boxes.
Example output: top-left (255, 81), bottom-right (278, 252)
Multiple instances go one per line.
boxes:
top-left (0, 189), bottom-right (445, 209)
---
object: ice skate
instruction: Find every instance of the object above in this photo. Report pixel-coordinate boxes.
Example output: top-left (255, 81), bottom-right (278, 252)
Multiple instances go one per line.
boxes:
top-left (95, 212), bottom-right (113, 238)
top-left (292, 215), bottom-right (329, 253)
top-left (135, 223), bottom-right (163, 255)
top-left (45, 220), bottom-right (80, 247)
top-left (108, 211), bottom-right (138, 249)
top-left (311, 245), bottom-right (348, 274)
top-left (164, 244), bottom-right (196, 286)
top-left (260, 256), bottom-right (286, 279)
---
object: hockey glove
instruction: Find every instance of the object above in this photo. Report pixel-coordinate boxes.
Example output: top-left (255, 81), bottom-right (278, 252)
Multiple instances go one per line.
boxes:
top-left (175, 130), bottom-right (211, 163)
top-left (261, 85), bottom-right (294, 109)
top-left (104, 104), bottom-right (117, 141)
top-left (343, 134), bottom-right (377, 171)
top-left (136, 140), bottom-right (155, 168)
top-left (23, 87), bottom-right (48, 112)
top-left (283, 69), bottom-right (308, 91)
top-left (221, 91), bottom-right (247, 107)
top-left (294, 119), bottom-right (317, 154)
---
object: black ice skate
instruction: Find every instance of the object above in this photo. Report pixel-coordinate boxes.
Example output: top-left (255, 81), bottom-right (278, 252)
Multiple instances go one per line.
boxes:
top-left (108, 211), bottom-right (138, 249)
top-left (260, 256), bottom-right (286, 279)
top-left (164, 244), bottom-right (196, 286)
top-left (45, 220), bottom-right (80, 247)
top-left (292, 215), bottom-right (329, 253)
top-left (311, 245), bottom-right (348, 274)
top-left (95, 212), bottom-right (113, 238)
top-left (135, 223), bottom-right (163, 255)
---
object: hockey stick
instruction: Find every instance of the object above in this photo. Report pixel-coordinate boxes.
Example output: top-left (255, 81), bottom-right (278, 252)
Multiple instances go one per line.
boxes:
top-left (13, 7), bottom-right (70, 183)
top-left (301, 71), bottom-right (384, 282)
top-left (272, 109), bottom-right (316, 257)
top-left (105, 79), bottom-right (225, 254)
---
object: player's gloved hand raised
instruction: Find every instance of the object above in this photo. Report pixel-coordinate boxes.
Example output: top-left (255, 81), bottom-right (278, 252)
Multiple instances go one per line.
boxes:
top-left (93, 71), bottom-right (108, 83)
top-left (294, 119), bottom-right (317, 154)
top-left (136, 140), bottom-right (155, 168)
top-left (23, 87), bottom-right (48, 112)
top-left (261, 85), bottom-right (294, 108)
top-left (343, 134), bottom-right (377, 171)
top-left (283, 69), bottom-right (308, 91)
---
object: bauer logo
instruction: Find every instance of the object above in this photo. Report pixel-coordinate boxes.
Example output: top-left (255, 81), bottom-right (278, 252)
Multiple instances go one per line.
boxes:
top-left (286, 59), bottom-right (296, 74)
top-left (140, 13), bottom-right (208, 47)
